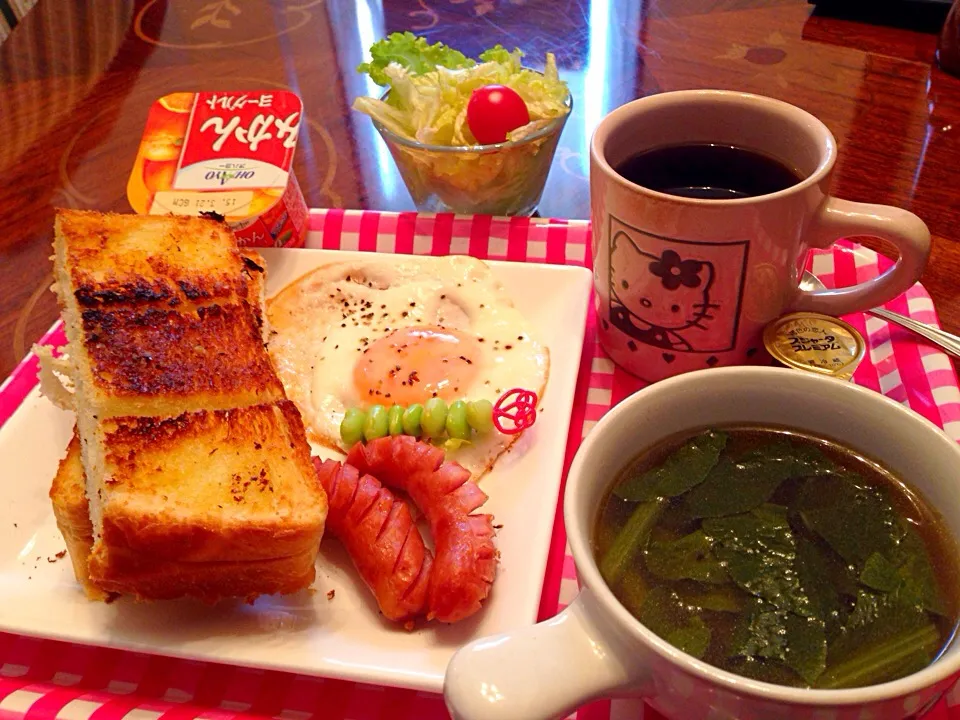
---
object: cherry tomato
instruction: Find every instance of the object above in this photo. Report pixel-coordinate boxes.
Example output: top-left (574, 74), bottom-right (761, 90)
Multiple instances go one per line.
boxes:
top-left (466, 84), bottom-right (530, 145)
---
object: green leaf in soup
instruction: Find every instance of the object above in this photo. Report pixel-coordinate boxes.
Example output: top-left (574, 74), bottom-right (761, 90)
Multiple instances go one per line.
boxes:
top-left (797, 475), bottom-right (901, 567)
top-left (817, 596), bottom-right (940, 690)
top-left (613, 568), bottom-right (648, 619)
top-left (826, 589), bottom-right (933, 670)
top-left (729, 599), bottom-right (788, 661)
top-left (799, 532), bottom-right (860, 598)
top-left (598, 499), bottom-right (667, 587)
top-left (638, 587), bottom-right (712, 660)
top-left (676, 585), bottom-right (746, 613)
top-left (684, 439), bottom-right (837, 519)
top-left (703, 505), bottom-right (815, 619)
top-left (795, 535), bottom-right (847, 636)
top-left (613, 430), bottom-right (727, 502)
top-left (644, 530), bottom-right (729, 585)
top-left (890, 524), bottom-right (948, 616)
top-left (728, 598), bottom-right (827, 686)
top-left (860, 552), bottom-right (902, 594)
top-left (783, 613), bottom-right (828, 685)
top-left (637, 586), bottom-right (686, 637)
top-left (819, 643), bottom-right (935, 690)
top-left (666, 616), bottom-right (712, 660)
top-left (857, 536), bottom-right (947, 617)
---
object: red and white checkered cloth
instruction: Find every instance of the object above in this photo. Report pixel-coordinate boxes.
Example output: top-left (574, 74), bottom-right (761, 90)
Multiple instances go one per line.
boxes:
top-left (1, 209), bottom-right (958, 720)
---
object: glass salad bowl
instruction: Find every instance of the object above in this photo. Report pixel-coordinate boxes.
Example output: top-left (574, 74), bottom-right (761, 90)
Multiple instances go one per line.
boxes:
top-left (372, 94), bottom-right (572, 217)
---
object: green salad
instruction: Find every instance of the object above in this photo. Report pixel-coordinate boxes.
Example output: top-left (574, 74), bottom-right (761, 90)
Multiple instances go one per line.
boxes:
top-left (353, 32), bottom-right (570, 147)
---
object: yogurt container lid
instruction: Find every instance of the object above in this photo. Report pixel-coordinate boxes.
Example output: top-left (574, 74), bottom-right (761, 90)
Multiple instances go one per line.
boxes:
top-left (127, 90), bottom-right (302, 221)
top-left (763, 312), bottom-right (866, 380)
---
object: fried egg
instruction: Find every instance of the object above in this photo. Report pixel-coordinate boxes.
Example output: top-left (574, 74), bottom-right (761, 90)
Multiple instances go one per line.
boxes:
top-left (267, 255), bottom-right (549, 479)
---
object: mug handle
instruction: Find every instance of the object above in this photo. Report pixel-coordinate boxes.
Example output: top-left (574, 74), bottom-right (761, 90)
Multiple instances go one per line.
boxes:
top-left (444, 587), bottom-right (642, 720)
top-left (791, 197), bottom-right (930, 316)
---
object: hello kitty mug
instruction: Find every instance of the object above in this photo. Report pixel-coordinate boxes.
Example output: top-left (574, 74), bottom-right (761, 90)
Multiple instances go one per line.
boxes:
top-left (590, 90), bottom-right (931, 382)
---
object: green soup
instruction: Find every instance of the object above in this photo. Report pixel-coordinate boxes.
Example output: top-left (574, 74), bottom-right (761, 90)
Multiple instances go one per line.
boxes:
top-left (593, 426), bottom-right (960, 689)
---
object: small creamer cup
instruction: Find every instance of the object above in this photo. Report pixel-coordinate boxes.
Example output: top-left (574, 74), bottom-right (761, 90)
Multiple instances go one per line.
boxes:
top-left (444, 367), bottom-right (960, 720)
top-left (590, 90), bottom-right (931, 382)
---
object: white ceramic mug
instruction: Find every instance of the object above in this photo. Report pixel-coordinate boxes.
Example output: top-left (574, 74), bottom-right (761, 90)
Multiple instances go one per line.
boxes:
top-left (590, 90), bottom-right (931, 382)
top-left (444, 367), bottom-right (960, 720)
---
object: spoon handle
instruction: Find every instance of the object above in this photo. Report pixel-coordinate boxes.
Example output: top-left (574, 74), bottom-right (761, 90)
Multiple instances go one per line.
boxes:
top-left (869, 307), bottom-right (960, 359)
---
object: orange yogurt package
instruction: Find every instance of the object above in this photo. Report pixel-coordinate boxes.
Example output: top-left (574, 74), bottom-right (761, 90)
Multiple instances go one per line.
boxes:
top-left (127, 90), bottom-right (308, 248)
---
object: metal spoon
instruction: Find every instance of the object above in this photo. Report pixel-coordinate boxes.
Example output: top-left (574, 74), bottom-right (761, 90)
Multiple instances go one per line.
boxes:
top-left (800, 271), bottom-right (960, 359)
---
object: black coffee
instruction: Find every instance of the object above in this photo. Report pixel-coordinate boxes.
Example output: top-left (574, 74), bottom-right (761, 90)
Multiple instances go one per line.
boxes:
top-left (614, 143), bottom-right (803, 200)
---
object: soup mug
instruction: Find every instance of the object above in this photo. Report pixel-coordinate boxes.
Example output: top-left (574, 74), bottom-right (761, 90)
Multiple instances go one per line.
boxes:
top-left (444, 367), bottom-right (960, 720)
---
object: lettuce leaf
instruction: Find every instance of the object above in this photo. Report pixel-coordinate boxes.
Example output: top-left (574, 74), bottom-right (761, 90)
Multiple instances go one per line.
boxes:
top-left (357, 32), bottom-right (474, 86)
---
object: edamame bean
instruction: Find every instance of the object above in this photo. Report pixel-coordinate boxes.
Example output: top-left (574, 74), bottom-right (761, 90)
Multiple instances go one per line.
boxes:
top-left (340, 407), bottom-right (367, 446)
top-left (364, 404), bottom-right (389, 440)
top-left (445, 400), bottom-right (470, 440)
top-left (402, 403), bottom-right (423, 436)
top-left (466, 399), bottom-right (494, 433)
top-left (388, 404), bottom-right (405, 436)
top-left (421, 397), bottom-right (448, 437)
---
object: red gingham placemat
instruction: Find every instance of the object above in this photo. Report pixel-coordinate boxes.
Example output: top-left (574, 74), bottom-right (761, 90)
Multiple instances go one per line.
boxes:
top-left (1, 208), bottom-right (958, 720)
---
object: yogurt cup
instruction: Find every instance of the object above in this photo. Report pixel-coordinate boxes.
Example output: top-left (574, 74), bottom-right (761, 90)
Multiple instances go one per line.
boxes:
top-left (127, 90), bottom-right (308, 248)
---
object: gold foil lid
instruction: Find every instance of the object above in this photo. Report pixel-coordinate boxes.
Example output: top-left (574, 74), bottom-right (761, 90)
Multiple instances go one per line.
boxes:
top-left (763, 312), bottom-right (866, 380)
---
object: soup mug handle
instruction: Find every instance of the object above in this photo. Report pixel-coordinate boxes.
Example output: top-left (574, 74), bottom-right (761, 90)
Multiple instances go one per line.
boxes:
top-left (444, 587), bottom-right (642, 720)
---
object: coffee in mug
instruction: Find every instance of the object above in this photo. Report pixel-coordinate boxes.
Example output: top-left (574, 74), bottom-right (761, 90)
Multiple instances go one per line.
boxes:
top-left (614, 143), bottom-right (802, 200)
top-left (589, 90), bottom-right (931, 383)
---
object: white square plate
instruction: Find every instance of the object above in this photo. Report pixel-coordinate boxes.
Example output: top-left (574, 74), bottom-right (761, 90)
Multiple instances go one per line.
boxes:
top-left (0, 248), bottom-right (592, 693)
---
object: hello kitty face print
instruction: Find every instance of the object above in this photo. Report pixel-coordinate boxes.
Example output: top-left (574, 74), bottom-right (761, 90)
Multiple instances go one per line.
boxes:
top-left (606, 216), bottom-right (750, 356)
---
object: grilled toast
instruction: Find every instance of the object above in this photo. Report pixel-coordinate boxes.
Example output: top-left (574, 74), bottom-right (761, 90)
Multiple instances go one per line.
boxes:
top-left (38, 247), bottom-right (270, 412)
top-left (51, 428), bottom-right (321, 602)
top-left (90, 401), bottom-right (324, 573)
top-left (52, 211), bottom-right (283, 419)
top-left (49, 210), bottom-right (326, 601)
top-left (50, 431), bottom-right (109, 600)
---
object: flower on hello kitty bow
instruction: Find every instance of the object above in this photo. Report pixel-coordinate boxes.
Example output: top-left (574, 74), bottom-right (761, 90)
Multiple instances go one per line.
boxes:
top-left (649, 250), bottom-right (703, 290)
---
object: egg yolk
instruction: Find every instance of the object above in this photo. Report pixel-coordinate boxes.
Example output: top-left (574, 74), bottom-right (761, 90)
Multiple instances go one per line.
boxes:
top-left (353, 325), bottom-right (481, 406)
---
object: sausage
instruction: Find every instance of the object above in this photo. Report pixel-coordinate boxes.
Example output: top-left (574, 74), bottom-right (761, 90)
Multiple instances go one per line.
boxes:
top-left (313, 458), bottom-right (432, 622)
top-left (346, 436), bottom-right (498, 623)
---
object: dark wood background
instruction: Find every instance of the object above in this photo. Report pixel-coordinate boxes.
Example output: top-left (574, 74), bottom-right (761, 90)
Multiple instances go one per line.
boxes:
top-left (1, 0), bottom-right (959, 380)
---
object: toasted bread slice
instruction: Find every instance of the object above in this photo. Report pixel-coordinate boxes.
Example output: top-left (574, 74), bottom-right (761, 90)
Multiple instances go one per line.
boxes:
top-left (86, 400), bottom-right (326, 596)
top-left (52, 210), bottom-right (282, 419)
top-left (50, 431), bottom-right (110, 600)
top-left (51, 428), bottom-right (320, 602)
top-left (37, 248), bottom-right (269, 413)
top-left (50, 211), bottom-right (325, 601)
top-left (89, 548), bottom-right (320, 602)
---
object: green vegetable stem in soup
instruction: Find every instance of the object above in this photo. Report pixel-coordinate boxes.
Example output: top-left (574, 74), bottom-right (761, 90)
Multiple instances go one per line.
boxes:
top-left (592, 426), bottom-right (960, 689)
